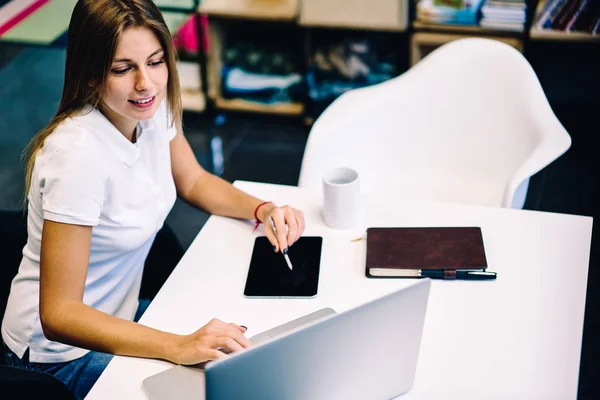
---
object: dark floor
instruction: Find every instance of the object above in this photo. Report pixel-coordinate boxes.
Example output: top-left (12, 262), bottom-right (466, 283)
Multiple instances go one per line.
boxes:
top-left (0, 42), bottom-right (598, 398)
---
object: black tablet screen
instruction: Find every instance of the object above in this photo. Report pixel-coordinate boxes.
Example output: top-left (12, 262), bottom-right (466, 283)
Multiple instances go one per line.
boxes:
top-left (244, 236), bottom-right (323, 297)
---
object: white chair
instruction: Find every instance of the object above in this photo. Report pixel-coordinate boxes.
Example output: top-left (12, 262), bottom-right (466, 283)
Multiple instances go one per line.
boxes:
top-left (298, 38), bottom-right (571, 209)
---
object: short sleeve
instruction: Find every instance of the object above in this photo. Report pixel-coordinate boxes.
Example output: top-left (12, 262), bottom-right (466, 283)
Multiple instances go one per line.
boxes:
top-left (40, 142), bottom-right (109, 226)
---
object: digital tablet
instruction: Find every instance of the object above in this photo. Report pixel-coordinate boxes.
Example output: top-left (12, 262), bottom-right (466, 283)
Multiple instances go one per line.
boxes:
top-left (243, 236), bottom-right (323, 298)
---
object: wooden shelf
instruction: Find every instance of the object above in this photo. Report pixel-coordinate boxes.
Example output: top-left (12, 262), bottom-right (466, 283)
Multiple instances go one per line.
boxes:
top-left (299, 0), bottom-right (408, 32)
top-left (215, 97), bottom-right (304, 115)
top-left (198, 0), bottom-right (298, 21)
top-left (530, 28), bottom-right (600, 42)
top-left (412, 21), bottom-right (524, 37)
top-left (410, 30), bottom-right (524, 66)
top-left (182, 89), bottom-right (206, 112)
top-left (176, 61), bottom-right (205, 112)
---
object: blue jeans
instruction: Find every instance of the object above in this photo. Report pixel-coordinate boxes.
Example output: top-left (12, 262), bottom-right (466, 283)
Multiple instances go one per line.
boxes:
top-left (3, 299), bottom-right (151, 400)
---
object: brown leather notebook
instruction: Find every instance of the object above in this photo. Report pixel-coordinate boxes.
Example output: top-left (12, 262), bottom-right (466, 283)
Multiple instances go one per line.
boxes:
top-left (366, 227), bottom-right (487, 278)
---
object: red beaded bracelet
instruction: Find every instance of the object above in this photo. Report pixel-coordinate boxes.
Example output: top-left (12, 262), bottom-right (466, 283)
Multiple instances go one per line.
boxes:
top-left (253, 201), bottom-right (272, 231)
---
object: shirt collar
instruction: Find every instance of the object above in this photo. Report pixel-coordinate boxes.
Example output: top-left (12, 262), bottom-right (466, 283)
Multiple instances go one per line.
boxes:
top-left (73, 107), bottom-right (157, 166)
top-left (137, 114), bottom-right (157, 140)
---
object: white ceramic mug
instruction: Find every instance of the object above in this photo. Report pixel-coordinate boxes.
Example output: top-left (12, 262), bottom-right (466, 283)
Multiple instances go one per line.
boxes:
top-left (322, 167), bottom-right (360, 229)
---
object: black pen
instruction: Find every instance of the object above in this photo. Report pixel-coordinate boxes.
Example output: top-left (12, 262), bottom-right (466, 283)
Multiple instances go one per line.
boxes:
top-left (419, 270), bottom-right (497, 280)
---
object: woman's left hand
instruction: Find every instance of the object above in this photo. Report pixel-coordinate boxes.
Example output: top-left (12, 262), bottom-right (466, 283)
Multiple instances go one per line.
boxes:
top-left (258, 203), bottom-right (305, 253)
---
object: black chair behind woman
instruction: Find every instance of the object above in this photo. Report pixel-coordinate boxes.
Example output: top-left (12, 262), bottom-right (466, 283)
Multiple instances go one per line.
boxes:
top-left (0, 209), bottom-right (182, 398)
top-left (0, 210), bottom-right (27, 320)
top-left (0, 209), bottom-right (75, 398)
top-left (139, 222), bottom-right (184, 300)
top-left (0, 209), bottom-right (183, 318)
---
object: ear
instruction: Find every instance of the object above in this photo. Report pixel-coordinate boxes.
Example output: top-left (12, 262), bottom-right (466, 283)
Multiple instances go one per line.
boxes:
top-left (88, 81), bottom-right (95, 87)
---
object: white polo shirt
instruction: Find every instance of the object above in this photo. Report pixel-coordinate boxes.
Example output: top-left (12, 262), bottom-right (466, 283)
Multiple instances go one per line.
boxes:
top-left (2, 101), bottom-right (177, 363)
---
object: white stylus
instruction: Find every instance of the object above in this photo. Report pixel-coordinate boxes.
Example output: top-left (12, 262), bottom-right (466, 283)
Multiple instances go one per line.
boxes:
top-left (269, 217), bottom-right (294, 270)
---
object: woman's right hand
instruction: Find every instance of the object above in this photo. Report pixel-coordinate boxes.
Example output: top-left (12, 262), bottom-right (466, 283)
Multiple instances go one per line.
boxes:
top-left (169, 318), bottom-right (252, 365)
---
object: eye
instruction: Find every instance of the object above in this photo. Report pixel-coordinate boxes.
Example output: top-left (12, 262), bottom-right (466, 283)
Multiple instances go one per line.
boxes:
top-left (149, 59), bottom-right (165, 67)
top-left (111, 67), bottom-right (131, 75)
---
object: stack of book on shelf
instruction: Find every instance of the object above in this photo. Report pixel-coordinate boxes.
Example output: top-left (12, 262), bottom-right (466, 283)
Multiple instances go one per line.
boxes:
top-left (416, 0), bottom-right (486, 26)
top-left (534, 0), bottom-right (600, 35)
top-left (480, 0), bottom-right (527, 31)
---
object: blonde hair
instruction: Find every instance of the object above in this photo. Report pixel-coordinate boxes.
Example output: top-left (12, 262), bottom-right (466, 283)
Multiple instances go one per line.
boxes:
top-left (22, 0), bottom-right (182, 207)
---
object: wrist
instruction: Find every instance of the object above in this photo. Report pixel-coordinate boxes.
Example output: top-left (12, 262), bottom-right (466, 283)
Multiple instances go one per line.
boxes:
top-left (257, 202), bottom-right (275, 224)
top-left (162, 333), bottom-right (185, 363)
top-left (254, 201), bottom-right (273, 223)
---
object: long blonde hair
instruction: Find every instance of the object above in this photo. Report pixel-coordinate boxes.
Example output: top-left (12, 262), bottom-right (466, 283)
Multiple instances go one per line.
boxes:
top-left (22, 0), bottom-right (182, 207)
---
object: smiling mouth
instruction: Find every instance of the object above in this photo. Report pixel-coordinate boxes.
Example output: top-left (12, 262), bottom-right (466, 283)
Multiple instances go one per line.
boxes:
top-left (129, 96), bottom-right (155, 105)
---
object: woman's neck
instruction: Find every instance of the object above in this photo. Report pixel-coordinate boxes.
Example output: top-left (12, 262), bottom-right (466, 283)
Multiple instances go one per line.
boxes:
top-left (98, 105), bottom-right (137, 143)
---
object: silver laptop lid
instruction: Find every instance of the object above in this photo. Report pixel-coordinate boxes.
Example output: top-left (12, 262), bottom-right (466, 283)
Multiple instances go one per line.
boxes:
top-left (205, 280), bottom-right (431, 400)
top-left (143, 307), bottom-right (337, 400)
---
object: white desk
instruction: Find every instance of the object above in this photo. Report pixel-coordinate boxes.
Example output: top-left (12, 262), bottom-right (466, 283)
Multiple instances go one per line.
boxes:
top-left (87, 181), bottom-right (593, 399)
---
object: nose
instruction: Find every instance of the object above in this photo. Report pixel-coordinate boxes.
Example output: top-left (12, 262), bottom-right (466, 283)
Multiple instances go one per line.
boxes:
top-left (134, 68), bottom-right (150, 92)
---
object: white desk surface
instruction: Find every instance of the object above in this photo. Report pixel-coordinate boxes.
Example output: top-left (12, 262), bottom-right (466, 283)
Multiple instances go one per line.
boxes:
top-left (87, 181), bottom-right (593, 400)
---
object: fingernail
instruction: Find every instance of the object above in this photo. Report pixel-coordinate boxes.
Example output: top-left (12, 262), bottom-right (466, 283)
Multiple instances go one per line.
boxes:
top-left (283, 247), bottom-right (289, 254)
top-left (240, 325), bottom-right (247, 331)
top-left (273, 245), bottom-right (277, 252)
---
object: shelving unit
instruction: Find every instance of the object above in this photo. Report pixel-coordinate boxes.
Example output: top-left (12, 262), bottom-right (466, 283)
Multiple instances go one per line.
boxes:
top-left (156, 0), bottom-right (207, 112)
top-left (177, 61), bottom-right (206, 112)
top-left (410, 20), bottom-right (525, 66)
top-left (299, 0), bottom-right (409, 31)
top-left (412, 21), bottom-right (524, 36)
top-left (214, 97), bottom-right (304, 114)
top-left (198, 0), bottom-right (412, 117)
top-left (530, 27), bottom-right (600, 41)
top-left (199, 15), bottom-right (305, 116)
top-left (529, 0), bottom-right (600, 43)
top-left (199, 0), bottom-right (298, 21)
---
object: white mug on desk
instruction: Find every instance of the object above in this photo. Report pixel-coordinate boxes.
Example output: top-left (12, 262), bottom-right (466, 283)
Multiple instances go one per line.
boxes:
top-left (322, 167), bottom-right (360, 229)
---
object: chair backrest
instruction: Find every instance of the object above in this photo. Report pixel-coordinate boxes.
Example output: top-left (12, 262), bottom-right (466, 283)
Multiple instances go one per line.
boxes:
top-left (0, 210), bottom-right (27, 320)
top-left (298, 38), bottom-right (571, 208)
top-left (0, 365), bottom-right (76, 399)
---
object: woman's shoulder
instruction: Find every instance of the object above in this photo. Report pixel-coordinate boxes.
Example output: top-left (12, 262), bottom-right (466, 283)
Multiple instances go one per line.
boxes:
top-left (39, 115), bottom-right (102, 166)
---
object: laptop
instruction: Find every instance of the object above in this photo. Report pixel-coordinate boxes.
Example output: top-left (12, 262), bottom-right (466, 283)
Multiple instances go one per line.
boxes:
top-left (143, 279), bottom-right (430, 400)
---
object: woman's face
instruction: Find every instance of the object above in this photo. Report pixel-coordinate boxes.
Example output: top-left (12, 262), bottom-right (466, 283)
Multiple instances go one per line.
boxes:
top-left (100, 26), bottom-right (168, 139)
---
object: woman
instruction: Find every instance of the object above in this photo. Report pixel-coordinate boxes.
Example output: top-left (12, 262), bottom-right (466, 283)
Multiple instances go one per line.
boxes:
top-left (1, 1), bottom-right (305, 398)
